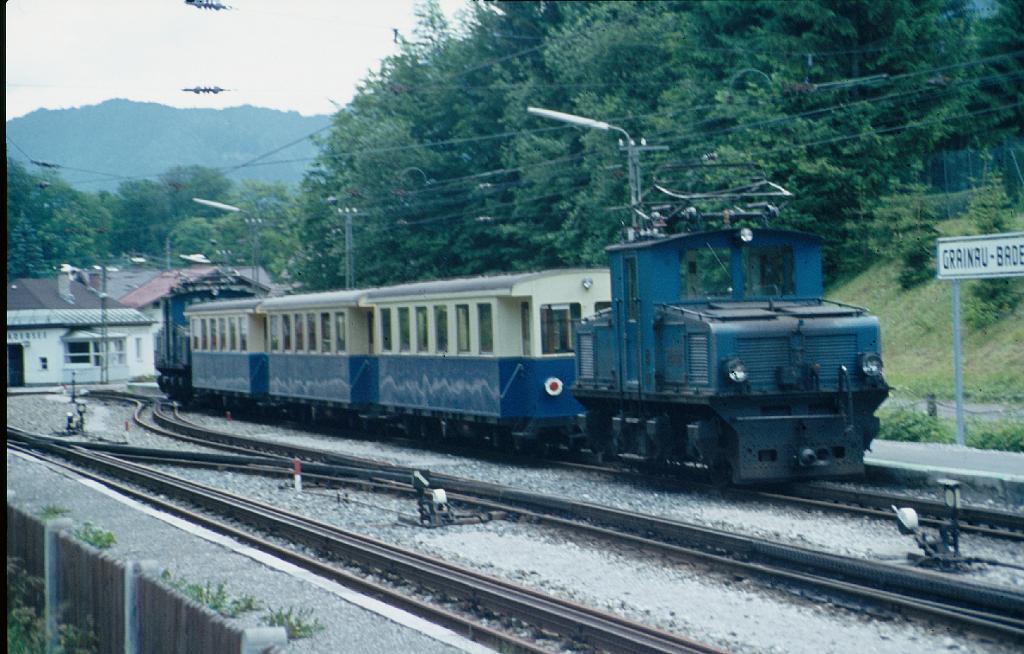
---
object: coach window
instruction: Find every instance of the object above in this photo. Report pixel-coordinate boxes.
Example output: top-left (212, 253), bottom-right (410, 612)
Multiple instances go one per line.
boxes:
top-left (192, 321), bottom-right (199, 350)
top-left (744, 245), bottom-right (794, 297)
top-left (434, 306), bottom-right (448, 353)
top-left (541, 303), bottom-right (581, 354)
top-left (335, 312), bottom-right (347, 353)
top-left (239, 318), bottom-right (248, 351)
top-left (398, 307), bottom-right (411, 352)
top-left (478, 303), bottom-right (493, 354)
top-left (301, 313), bottom-right (313, 352)
top-left (416, 306), bottom-right (429, 352)
top-left (294, 313), bottom-right (304, 351)
top-left (219, 318), bottom-right (228, 351)
top-left (682, 246), bottom-right (732, 299)
top-left (229, 317), bottom-right (238, 351)
top-left (521, 302), bottom-right (532, 355)
top-left (380, 308), bottom-right (392, 352)
top-left (200, 319), bottom-right (208, 350)
top-left (282, 314), bottom-right (292, 351)
top-left (270, 315), bottom-right (281, 352)
top-left (320, 312), bottom-right (332, 353)
top-left (456, 304), bottom-right (470, 353)
top-left (210, 318), bottom-right (219, 351)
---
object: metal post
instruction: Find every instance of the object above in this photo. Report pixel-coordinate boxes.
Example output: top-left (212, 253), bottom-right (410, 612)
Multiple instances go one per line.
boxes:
top-left (951, 279), bottom-right (965, 445)
top-left (345, 210), bottom-right (354, 290)
top-left (101, 265), bottom-right (109, 384)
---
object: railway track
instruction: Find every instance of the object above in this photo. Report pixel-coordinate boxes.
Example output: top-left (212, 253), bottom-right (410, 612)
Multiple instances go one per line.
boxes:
top-left (7, 430), bottom-right (724, 654)
top-left (12, 405), bottom-right (1024, 643)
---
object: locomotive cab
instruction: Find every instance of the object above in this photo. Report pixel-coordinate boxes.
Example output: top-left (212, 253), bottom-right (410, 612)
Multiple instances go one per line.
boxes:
top-left (574, 227), bottom-right (889, 484)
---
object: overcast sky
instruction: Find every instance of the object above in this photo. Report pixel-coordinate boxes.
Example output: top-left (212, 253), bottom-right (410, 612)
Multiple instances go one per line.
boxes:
top-left (5, 0), bottom-right (467, 120)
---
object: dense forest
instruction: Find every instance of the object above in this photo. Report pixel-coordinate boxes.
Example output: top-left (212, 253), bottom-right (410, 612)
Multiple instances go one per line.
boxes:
top-left (6, 0), bottom-right (1023, 298)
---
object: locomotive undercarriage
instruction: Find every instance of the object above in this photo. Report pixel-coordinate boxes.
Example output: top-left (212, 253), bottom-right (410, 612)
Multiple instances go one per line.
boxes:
top-left (578, 387), bottom-right (888, 484)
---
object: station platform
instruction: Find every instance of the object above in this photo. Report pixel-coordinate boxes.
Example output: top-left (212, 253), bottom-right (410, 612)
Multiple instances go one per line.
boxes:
top-left (865, 439), bottom-right (1024, 505)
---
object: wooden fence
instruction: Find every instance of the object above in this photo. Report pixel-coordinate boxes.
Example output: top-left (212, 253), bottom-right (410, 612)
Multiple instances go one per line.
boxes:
top-left (6, 502), bottom-right (286, 654)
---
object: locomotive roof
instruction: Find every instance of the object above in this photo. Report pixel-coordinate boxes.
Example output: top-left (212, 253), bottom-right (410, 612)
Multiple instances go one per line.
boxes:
top-left (364, 268), bottom-right (606, 301)
top-left (184, 297), bottom-right (263, 314)
top-left (606, 227), bottom-right (822, 252)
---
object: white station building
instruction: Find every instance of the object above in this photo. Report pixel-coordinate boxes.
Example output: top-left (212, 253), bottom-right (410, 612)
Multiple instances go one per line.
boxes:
top-left (7, 274), bottom-right (154, 387)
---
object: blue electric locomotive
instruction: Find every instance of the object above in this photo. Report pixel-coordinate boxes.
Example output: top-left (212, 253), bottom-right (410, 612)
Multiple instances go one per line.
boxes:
top-left (574, 225), bottom-right (889, 483)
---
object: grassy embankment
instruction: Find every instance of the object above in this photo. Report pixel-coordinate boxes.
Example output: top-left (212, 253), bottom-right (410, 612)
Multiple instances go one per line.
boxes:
top-left (827, 217), bottom-right (1023, 450)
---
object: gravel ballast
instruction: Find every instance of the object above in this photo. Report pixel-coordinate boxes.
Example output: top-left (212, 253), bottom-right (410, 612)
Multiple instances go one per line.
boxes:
top-left (8, 393), bottom-right (1023, 654)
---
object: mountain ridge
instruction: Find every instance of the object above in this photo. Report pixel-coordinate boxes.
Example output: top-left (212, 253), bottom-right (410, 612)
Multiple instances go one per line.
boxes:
top-left (6, 99), bottom-right (332, 190)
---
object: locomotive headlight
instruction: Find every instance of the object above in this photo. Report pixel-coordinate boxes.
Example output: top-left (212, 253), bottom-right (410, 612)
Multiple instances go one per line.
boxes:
top-left (724, 358), bottom-right (748, 384)
top-left (859, 352), bottom-right (883, 377)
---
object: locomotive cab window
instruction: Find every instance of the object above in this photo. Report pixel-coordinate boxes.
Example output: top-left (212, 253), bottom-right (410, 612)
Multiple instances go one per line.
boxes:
top-left (682, 246), bottom-right (732, 299)
top-left (541, 303), bottom-right (581, 354)
top-left (743, 245), bottom-right (795, 296)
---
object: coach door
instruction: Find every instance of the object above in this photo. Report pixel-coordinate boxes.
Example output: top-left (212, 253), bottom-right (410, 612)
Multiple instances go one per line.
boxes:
top-left (622, 257), bottom-right (640, 389)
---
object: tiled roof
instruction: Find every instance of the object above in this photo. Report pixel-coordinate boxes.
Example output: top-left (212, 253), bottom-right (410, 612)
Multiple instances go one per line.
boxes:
top-left (7, 277), bottom-right (129, 310)
top-left (117, 266), bottom-right (217, 308)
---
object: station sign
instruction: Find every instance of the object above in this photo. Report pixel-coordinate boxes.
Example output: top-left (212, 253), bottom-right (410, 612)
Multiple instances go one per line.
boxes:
top-left (936, 231), bottom-right (1024, 280)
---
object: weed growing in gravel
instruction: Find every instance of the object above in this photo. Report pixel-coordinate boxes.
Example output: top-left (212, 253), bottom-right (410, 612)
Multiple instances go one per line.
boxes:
top-left (260, 606), bottom-right (325, 640)
top-left (38, 505), bottom-right (71, 520)
top-left (159, 570), bottom-right (261, 618)
top-left (74, 522), bottom-right (115, 550)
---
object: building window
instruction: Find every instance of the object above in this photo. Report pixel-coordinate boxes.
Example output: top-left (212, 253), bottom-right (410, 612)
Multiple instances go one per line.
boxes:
top-left (478, 303), bottom-right (493, 354)
top-left (270, 315), bottom-right (281, 352)
top-left (335, 312), bottom-right (346, 353)
top-left (66, 342), bottom-right (90, 364)
top-left (521, 302), bottom-right (531, 356)
top-left (307, 313), bottom-right (317, 353)
top-left (434, 306), bottom-right (448, 353)
top-left (380, 308), bottom-right (392, 352)
top-left (456, 304), bottom-right (470, 353)
top-left (294, 313), bottom-right (304, 351)
top-left (110, 339), bottom-right (126, 365)
top-left (239, 318), bottom-right (248, 351)
top-left (136, 337), bottom-right (143, 361)
top-left (282, 314), bottom-right (292, 351)
top-left (541, 303), bottom-right (581, 354)
top-left (40, 357), bottom-right (48, 370)
top-left (415, 306), bottom-right (429, 352)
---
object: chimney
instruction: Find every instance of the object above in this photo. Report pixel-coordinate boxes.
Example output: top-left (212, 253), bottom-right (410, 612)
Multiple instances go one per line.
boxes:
top-left (87, 269), bottom-right (102, 290)
top-left (58, 272), bottom-right (75, 304)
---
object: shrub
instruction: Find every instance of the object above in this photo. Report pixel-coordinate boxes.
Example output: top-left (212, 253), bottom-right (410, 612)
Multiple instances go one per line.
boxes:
top-left (260, 607), bottom-right (324, 640)
top-left (74, 523), bottom-right (115, 550)
top-left (967, 420), bottom-right (1024, 452)
top-left (877, 408), bottom-right (953, 443)
top-left (159, 571), bottom-right (260, 618)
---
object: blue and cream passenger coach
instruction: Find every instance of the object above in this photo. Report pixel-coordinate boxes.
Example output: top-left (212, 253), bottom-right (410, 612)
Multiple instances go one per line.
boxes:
top-left (574, 227), bottom-right (889, 483)
top-left (365, 269), bottom-right (610, 443)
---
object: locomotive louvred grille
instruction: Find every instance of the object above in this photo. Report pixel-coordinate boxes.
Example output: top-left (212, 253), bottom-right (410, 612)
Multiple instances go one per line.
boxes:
top-left (578, 333), bottom-right (595, 378)
top-left (738, 337), bottom-right (789, 387)
top-left (688, 334), bottom-right (709, 384)
top-left (805, 334), bottom-right (859, 386)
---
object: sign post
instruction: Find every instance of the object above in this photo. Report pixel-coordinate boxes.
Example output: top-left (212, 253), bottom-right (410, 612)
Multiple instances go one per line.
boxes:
top-left (936, 231), bottom-right (1024, 445)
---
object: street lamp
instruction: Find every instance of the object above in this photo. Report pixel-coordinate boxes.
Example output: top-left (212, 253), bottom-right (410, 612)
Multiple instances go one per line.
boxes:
top-left (193, 197), bottom-right (264, 296)
top-left (527, 106), bottom-right (663, 239)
